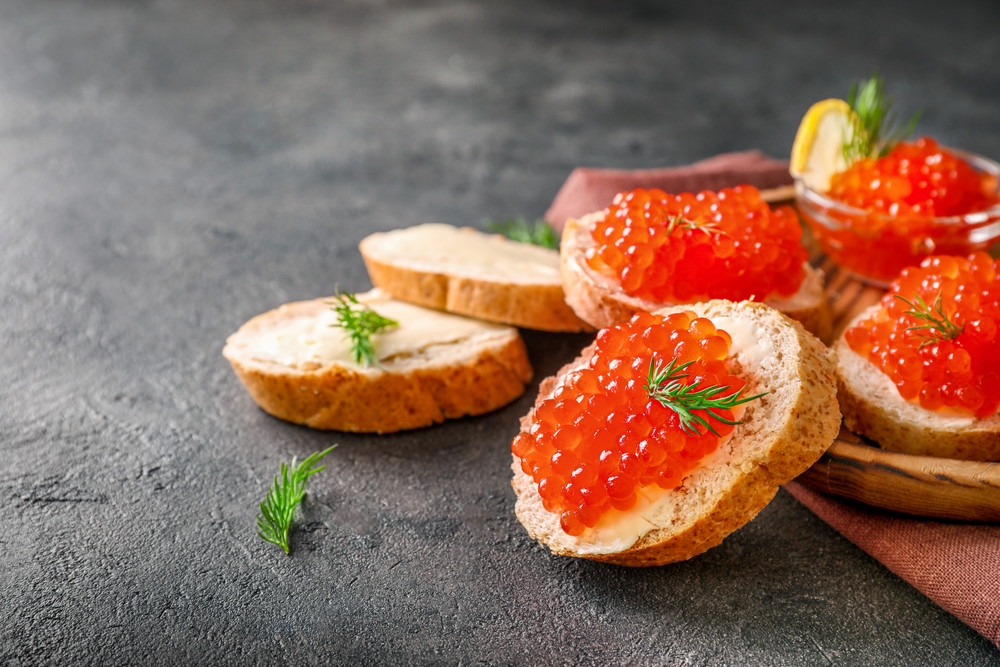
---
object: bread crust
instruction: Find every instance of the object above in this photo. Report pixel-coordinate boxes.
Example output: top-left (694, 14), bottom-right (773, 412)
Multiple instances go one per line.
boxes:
top-left (561, 212), bottom-right (832, 342)
top-left (223, 292), bottom-right (533, 433)
top-left (360, 224), bottom-right (594, 332)
top-left (511, 300), bottom-right (840, 566)
top-left (835, 305), bottom-right (1000, 461)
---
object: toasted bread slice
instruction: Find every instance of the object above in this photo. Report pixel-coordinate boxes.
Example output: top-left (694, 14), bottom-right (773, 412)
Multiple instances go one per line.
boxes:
top-left (223, 289), bottom-right (533, 433)
top-left (359, 223), bottom-right (593, 332)
top-left (561, 212), bottom-right (832, 342)
top-left (511, 300), bottom-right (840, 566)
top-left (836, 305), bottom-right (1000, 461)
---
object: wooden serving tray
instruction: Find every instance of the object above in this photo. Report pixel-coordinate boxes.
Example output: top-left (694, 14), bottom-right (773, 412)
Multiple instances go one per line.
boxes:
top-left (787, 222), bottom-right (1000, 522)
top-left (799, 428), bottom-right (1000, 521)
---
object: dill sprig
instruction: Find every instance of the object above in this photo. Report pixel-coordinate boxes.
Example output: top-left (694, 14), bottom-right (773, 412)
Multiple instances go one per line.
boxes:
top-left (486, 217), bottom-right (559, 249)
top-left (665, 214), bottom-right (727, 237)
top-left (256, 445), bottom-right (337, 555)
top-left (645, 358), bottom-right (766, 436)
top-left (843, 74), bottom-right (921, 164)
top-left (329, 290), bottom-right (398, 367)
top-left (895, 292), bottom-right (964, 349)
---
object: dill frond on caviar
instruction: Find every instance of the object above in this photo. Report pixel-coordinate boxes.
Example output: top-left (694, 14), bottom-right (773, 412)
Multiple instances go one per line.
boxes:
top-left (895, 292), bottom-right (964, 349)
top-left (844, 74), bottom-right (921, 164)
top-left (646, 358), bottom-right (766, 436)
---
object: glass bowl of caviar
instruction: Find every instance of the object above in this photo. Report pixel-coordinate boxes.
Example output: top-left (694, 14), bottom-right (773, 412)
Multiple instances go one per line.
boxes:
top-left (794, 139), bottom-right (1000, 287)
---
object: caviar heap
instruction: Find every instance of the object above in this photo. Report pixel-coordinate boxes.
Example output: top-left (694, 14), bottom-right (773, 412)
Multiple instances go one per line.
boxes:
top-left (808, 136), bottom-right (1000, 284)
top-left (845, 252), bottom-right (1000, 417)
top-left (585, 186), bottom-right (807, 303)
top-left (829, 137), bottom-right (1000, 218)
top-left (511, 310), bottom-right (759, 536)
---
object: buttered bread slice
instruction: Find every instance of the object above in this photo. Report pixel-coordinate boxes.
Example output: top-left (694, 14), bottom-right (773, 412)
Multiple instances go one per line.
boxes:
top-left (223, 289), bottom-right (533, 433)
top-left (359, 223), bottom-right (593, 332)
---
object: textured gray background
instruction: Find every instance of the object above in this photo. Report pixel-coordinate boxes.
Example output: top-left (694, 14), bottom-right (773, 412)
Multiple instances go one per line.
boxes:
top-left (3, 0), bottom-right (1000, 664)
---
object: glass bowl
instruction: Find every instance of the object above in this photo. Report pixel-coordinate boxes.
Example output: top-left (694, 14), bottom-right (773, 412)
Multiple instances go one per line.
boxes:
top-left (794, 147), bottom-right (1000, 287)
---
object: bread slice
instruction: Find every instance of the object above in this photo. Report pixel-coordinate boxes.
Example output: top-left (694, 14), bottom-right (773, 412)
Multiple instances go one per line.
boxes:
top-left (511, 300), bottom-right (840, 566)
top-left (223, 289), bottom-right (533, 433)
top-left (561, 212), bottom-right (832, 342)
top-left (836, 305), bottom-right (1000, 461)
top-left (359, 223), bottom-right (593, 332)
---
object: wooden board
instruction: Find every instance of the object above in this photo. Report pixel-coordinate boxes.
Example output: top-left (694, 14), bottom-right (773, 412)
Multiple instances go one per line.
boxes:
top-left (799, 427), bottom-right (1000, 521)
top-left (794, 240), bottom-right (1000, 521)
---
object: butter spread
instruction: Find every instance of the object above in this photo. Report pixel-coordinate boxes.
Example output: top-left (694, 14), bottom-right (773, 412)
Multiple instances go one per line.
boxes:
top-left (379, 223), bottom-right (561, 282)
top-left (710, 315), bottom-right (774, 370)
top-left (250, 297), bottom-right (504, 370)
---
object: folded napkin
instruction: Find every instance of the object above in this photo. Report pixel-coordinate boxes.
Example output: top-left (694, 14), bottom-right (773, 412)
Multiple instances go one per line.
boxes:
top-left (547, 151), bottom-right (1000, 648)
top-left (544, 151), bottom-right (794, 229)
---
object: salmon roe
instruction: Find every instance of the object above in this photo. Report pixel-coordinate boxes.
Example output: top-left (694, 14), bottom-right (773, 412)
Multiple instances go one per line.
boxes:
top-left (510, 310), bottom-right (752, 537)
top-left (801, 138), bottom-right (1000, 285)
top-left (585, 186), bottom-right (807, 303)
top-left (829, 138), bottom-right (999, 217)
top-left (844, 252), bottom-right (1000, 418)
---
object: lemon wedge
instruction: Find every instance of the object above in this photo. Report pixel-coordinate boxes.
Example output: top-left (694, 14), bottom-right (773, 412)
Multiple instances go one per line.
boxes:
top-left (790, 98), bottom-right (854, 192)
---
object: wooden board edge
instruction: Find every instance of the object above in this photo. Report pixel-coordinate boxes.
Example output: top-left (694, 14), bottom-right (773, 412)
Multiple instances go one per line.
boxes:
top-left (797, 438), bottom-right (1000, 522)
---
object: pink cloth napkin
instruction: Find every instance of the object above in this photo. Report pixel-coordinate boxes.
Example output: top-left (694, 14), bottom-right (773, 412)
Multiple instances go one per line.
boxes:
top-left (547, 151), bottom-right (1000, 648)
top-left (544, 151), bottom-right (794, 230)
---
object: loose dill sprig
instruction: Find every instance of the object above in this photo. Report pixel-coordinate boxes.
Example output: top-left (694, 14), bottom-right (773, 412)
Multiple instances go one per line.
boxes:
top-left (486, 217), bottom-right (559, 249)
top-left (843, 74), bottom-right (921, 164)
top-left (329, 290), bottom-right (398, 367)
top-left (665, 214), bottom-right (727, 237)
top-left (894, 292), bottom-right (964, 349)
top-left (256, 445), bottom-right (337, 555)
top-left (645, 358), bottom-right (766, 436)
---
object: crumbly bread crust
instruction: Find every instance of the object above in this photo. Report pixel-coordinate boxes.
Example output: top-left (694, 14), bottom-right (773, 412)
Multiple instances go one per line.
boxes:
top-left (511, 300), bottom-right (840, 566)
top-left (561, 212), bottom-right (832, 342)
top-left (836, 305), bottom-right (1000, 461)
top-left (359, 223), bottom-right (593, 332)
top-left (223, 290), bottom-right (533, 433)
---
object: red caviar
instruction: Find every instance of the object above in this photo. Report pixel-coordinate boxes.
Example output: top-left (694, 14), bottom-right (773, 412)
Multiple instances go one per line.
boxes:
top-left (800, 138), bottom-right (1000, 285)
top-left (585, 186), bottom-right (807, 303)
top-left (511, 310), bottom-right (751, 536)
top-left (844, 252), bottom-right (1000, 418)
top-left (830, 138), bottom-right (999, 217)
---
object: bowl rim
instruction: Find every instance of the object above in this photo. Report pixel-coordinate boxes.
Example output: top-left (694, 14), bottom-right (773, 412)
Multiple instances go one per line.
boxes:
top-left (794, 146), bottom-right (1000, 225)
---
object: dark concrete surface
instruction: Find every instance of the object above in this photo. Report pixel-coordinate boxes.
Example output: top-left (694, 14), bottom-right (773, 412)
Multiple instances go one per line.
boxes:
top-left (3, 0), bottom-right (999, 664)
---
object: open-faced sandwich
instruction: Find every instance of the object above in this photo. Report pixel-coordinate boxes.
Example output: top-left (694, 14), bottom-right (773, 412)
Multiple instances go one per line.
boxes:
top-left (836, 252), bottom-right (1000, 461)
top-left (561, 186), bottom-right (831, 341)
top-left (511, 299), bottom-right (840, 565)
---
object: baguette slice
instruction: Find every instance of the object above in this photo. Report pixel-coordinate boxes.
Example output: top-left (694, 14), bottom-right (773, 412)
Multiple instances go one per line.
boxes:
top-left (511, 300), bottom-right (840, 566)
top-left (561, 212), bottom-right (832, 342)
top-left (360, 223), bottom-right (593, 332)
top-left (836, 305), bottom-right (1000, 461)
top-left (223, 289), bottom-right (533, 433)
